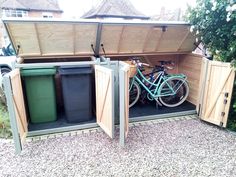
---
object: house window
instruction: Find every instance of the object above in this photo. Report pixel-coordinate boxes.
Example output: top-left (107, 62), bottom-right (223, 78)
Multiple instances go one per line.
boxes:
top-left (3, 9), bottom-right (28, 17)
top-left (42, 12), bottom-right (53, 18)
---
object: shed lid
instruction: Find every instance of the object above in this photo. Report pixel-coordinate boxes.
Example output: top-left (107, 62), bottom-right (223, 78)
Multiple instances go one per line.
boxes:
top-left (2, 18), bottom-right (197, 59)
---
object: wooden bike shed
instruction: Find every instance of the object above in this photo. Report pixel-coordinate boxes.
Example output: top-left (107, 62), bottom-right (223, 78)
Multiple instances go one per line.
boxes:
top-left (2, 18), bottom-right (235, 153)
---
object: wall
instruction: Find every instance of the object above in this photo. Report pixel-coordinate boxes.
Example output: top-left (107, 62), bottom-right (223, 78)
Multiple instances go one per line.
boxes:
top-left (178, 54), bottom-right (203, 105)
top-left (28, 11), bottom-right (62, 18)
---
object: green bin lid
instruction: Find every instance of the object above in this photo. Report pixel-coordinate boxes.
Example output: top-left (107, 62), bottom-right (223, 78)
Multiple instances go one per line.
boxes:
top-left (21, 67), bottom-right (56, 76)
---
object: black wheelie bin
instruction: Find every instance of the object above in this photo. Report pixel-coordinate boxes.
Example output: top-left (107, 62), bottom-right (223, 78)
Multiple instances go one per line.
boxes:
top-left (58, 65), bottom-right (93, 123)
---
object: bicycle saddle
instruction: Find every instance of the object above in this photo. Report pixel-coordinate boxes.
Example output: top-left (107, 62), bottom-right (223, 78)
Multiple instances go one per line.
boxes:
top-left (158, 60), bottom-right (173, 65)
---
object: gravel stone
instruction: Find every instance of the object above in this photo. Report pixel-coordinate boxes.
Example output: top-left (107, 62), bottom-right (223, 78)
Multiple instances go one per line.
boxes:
top-left (0, 119), bottom-right (236, 177)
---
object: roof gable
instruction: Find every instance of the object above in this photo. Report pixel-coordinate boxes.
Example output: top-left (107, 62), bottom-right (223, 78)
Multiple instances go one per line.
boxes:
top-left (1, 0), bottom-right (62, 12)
top-left (82, 0), bottom-right (149, 19)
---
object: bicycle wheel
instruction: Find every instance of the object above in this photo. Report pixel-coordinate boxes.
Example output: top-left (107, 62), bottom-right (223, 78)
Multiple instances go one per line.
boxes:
top-left (159, 77), bottom-right (189, 107)
top-left (129, 81), bottom-right (141, 108)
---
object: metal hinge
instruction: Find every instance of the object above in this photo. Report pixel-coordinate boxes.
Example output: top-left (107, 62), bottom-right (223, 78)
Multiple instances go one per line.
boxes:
top-left (225, 92), bottom-right (229, 98)
top-left (221, 112), bottom-right (225, 117)
top-left (197, 104), bottom-right (201, 116)
top-left (220, 122), bottom-right (224, 127)
top-left (223, 99), bottom-right (228, 105)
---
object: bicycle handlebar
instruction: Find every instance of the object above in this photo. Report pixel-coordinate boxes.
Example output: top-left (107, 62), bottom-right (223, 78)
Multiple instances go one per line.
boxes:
top-left (130, 59), bottom-right (174, 70)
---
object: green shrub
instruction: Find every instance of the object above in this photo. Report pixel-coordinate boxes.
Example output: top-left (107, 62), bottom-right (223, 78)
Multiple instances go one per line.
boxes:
top-left (0, 95), bottom-right (11, 138)
top-left (187, 0), bottom-right (236, 130)
top-left (228, 80), bottom-right (236, 130)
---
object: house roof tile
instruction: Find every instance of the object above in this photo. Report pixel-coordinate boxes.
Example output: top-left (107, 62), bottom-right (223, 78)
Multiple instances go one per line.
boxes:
top-left (82, 0), bottom-right (149, 19)
top-left (1, 0), bottom-right (62, 12)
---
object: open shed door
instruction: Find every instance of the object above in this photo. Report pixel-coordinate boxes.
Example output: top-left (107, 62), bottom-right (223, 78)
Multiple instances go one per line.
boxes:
top-left (95, 65), bottom-right (115, 138)
top-left (199, 60), bottom-right (235, 127)
top-left (119, 62), bottom-right (129, 146)
top-left (3, 69), bottom-right (28, 153)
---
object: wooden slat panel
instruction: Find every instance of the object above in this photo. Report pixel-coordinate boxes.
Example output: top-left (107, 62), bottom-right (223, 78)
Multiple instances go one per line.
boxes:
top-left (118, 26), bottom-right (150, 53)
top-left (7, 22), bottom-right (97, 57)
top-left (37, 24), bottom-right (74, 55)
top-left (178, 54), bottom-right (203, 105)
top-left (119, 63), bottom-right (129, 146)
top-left (95, 65), bottom-right (114, 138)
top-left (100, 25), bottom-right (123, 53)
top-left (201, 61), bottom-right (235, 127)
top-left (179, 32), bottom-right (197, 52)
top-left (74, 24), bottom-right (97, 54)
top-left (10, 69), bottom-right (28, 143)
top-left (124, 67), bottom-right (129, 137)
top-left (143, 28), bottom-right (163, 52)
top-left (158, 26), bottom-right (190, 52)
top-left (8, 23), bottom-right (41, 56)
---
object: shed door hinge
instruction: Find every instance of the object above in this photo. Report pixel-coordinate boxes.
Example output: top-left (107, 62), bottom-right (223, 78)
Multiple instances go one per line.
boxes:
top-left (220, 121), bottom-right (224, 127)
top-left (223, 99), bottom-right (228, 105)
top-left (225, 92), bottom-right (229, 98)
top-left (221, 112), bottom-right (225, 117)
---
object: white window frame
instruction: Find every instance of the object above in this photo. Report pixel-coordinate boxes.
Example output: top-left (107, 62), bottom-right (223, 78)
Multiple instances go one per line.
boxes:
top-left (42, 12), bottom-right (53, 18)
top-left (3, 9), bottom-right (28, 17)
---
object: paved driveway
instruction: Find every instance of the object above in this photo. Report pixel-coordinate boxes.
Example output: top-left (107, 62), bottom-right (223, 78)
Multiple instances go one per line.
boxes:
top-left (0, 116), bottom-right (236, 177)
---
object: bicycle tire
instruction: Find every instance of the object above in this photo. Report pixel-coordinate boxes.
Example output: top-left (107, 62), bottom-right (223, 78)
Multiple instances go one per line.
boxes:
top-left (129, 81), bottom-right (141, 108)
top-left (159, 77), bottom-right (189, 107)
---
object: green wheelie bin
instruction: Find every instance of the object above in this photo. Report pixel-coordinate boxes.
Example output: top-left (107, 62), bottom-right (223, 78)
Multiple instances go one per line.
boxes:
top-left (21, 68), bottom-right (57, 124)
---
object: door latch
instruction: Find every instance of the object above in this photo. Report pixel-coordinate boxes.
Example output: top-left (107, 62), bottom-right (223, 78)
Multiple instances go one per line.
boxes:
top-left (223, 99), bottom-right (227, 105)
top-left (221, 112), bottom-right (225, 117)
top-left (225, 92), bottom-right (229, 98)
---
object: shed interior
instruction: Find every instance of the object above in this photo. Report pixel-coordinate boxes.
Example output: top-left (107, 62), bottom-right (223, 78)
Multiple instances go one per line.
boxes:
top-left (22, 52), bottom-right (203, 133)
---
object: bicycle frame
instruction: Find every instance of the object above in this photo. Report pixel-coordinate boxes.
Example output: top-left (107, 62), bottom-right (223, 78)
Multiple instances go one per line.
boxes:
top-left (130, 67), bottom-right (187, 101)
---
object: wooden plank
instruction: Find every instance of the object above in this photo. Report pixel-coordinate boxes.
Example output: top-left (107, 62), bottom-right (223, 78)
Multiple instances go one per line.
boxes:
top-left (179, 64), bottom-right (201, 72)
top-left (179, 32), bottom-right (197, 52)
top-left (95, 65), bottom-right (114, 138)
top-left (142, 27), bottom-right (153, 52)
top-left (100, 25), bottom-right (124, 54)
top-left (8, 23), bottom-right (41, 55)
top-left (155, 31), bottom-right (164, 51)
top-left (124, 68), bottom-right (129, 137)
top-left (178, 54), bottom-right (202, 106)
top-left (106, 51), bottom-right (190, 57)
top-left (10, 69), bottom-right (28, 143)
top-left (205, 69), bottom-right (233, 118)
top-left (34, 24), bottom-right (42, 56)
top-left (197, 57), bottom-right (208, 115)
top-left (119, 63), bottom-right (129, 146)
top-left (200, 61), bottom-right (235, 127)
top-left (74, 24), bottom-right (97, 54)
top-left (37, 24), bottom-right (74, 55)
top-left (177, 30), bottom-right (190, 51)
top-left (118, 26), bottom-right (150, 53)
top-left (117, 26), bottom-right (125, 53)
top-left (158, 26), bottom-right (190, 52)
top-left (143, 28), bottom-right (162, 52)
top-left (73, 24), bottom-right (76, 55)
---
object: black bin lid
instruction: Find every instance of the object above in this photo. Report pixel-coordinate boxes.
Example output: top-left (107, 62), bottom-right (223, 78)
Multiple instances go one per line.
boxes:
top-left (58, 65), bottom-right (93, 75)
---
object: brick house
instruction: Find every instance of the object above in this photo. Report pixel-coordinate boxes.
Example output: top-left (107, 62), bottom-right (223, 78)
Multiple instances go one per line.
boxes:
top-left (0, 0), bottom-right (63, 47)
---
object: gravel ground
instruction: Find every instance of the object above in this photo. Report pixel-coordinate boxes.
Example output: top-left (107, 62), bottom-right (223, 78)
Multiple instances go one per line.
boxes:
top-left (0, 118), bottom-right (236, 177)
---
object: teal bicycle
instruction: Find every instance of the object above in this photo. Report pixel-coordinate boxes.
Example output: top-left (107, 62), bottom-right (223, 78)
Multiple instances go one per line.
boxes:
top-left (129, 59), bottom-right (189, 108)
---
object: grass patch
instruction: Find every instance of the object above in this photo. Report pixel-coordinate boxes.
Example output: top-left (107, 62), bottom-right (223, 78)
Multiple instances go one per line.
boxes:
top-left (0, 102), bottom-right (12, 138)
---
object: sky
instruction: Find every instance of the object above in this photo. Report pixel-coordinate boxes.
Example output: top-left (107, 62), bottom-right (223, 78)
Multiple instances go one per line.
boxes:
top-left (58, 0), bottom-right (196, 18)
